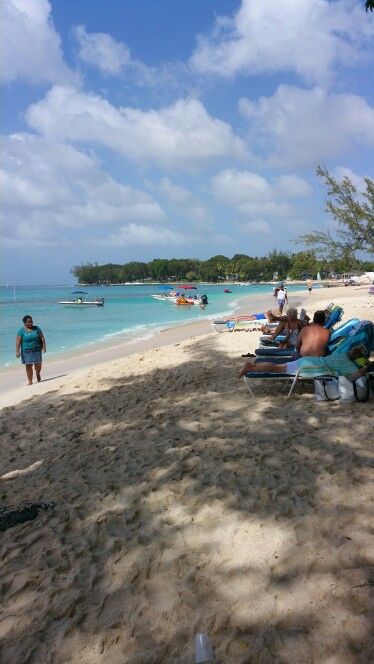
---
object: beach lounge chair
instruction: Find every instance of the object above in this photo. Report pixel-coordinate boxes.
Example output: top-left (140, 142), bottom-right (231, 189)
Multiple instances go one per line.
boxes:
top-left (243, 368), bottom-right (316, 398)
top-left (257, 306), bottom-right (345, 352)
top-left (325, 305), bottom-right (344, 329)
top-left (212, 319), bottom-right (262, 333)
top-left (243, 322), bottom-right (374, 398)
top-left (255, 318), bottom-right (361, 358)
top-left (330, 320), bottom-right (374, 355)
top-left (212, 318), bottom-right (278, 334)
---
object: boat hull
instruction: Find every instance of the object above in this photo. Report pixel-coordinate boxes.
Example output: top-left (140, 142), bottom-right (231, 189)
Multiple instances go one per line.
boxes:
top-left (59, 301), bottom-right (104, 307)
top-left (152, 294), bottom-right (200, 304)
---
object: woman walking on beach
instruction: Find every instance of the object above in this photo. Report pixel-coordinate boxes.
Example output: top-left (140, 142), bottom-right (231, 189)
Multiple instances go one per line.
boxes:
top-left (275, 284), bottom-right (288, 314)
top-left (16, 315), bottom-right (46, 385)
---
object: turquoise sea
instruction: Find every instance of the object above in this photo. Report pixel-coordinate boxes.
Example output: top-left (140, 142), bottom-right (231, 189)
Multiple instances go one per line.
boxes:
top-left (0, 283), bottom-right (302, 368)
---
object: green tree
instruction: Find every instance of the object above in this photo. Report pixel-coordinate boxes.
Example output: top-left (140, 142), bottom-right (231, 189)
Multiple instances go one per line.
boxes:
top-left (288, 252), bottom-right (318, 280)
top-left (298, 166), bottom-right (374, 259)
top-left (71, 262), bottom-right (100, 284)
top-left (185, 270), bottom-right (198, 281)
top-left (148, 259), bottom-right (171, 281)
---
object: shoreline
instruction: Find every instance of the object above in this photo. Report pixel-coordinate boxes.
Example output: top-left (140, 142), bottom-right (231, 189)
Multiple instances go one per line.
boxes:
top-left (1, 285), bottom-right (371, 409)
top-left (0, 287), bottom-right (268, 370)
top-left (2, 281), bottom-right (360, 371)
top-left (0, 290), bottom-right (297, 405)
top-left (1, 284), bottom-right (303, 371)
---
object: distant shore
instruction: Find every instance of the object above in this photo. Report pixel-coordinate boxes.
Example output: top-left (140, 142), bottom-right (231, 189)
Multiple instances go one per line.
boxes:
top-left (76, 279), bottom-right (351, 286)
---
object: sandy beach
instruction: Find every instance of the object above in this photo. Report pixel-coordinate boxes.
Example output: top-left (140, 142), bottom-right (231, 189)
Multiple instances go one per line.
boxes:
top-left (1, 285), bottom-right (373, 663)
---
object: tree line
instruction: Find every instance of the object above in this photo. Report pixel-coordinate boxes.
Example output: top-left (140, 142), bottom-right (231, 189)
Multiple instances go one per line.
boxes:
top-left (72, 251), bottom-right (373, 285)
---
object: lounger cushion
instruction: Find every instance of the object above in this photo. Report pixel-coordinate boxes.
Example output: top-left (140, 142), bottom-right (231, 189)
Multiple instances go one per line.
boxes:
top-left (255, 348), bottom-right (294, 357)
top-left (245, 371), bottom-right (293, 378)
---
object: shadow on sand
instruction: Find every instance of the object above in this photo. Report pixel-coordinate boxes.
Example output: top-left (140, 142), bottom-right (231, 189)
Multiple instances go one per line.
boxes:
top-left (0, 339), bottom-right (372, 662)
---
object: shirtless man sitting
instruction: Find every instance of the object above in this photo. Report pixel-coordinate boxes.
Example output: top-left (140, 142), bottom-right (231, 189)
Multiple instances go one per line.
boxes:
top-left (295, 310), bottom-right (330, 357)
top-left (239, 310), bottom-right (330, 377)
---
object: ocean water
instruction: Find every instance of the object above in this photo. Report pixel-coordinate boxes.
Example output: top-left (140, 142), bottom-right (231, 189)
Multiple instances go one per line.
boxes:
top-left (0, 283), bottom-right (302, 368)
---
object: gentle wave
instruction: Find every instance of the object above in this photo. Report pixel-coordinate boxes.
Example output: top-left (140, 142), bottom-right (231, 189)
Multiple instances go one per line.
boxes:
top-left (1, 283), bottom-right (299, 367)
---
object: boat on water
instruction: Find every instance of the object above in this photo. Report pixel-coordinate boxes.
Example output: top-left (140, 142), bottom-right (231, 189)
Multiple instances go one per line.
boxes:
top-left (152, 284), bottom-right (208, 306)
top-left (59, 290), bottom-right (105, 307)
top-left (151, 285), bottom-right (179, 301)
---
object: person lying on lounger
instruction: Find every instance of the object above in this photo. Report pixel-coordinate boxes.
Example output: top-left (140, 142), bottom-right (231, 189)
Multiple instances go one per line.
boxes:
top-left (239, 346), bottom-right (371, 379)
top-left (266, 308), bottom-right (307, 348)
top-left (240, 311), bottom-right (330, 376)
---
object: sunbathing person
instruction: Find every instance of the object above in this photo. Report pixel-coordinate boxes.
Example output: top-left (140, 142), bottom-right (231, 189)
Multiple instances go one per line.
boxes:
top-left (295, 310), bottom-right (330, 357)
top-left (215, 309), bottom-right (281, 324)
top-left (260, 309), bottom-right (286, 333)
top-left (239, 346), bottom-right (370, 379)
top-left (267, 308), bottom-right (307, 348)
top-left (241, 309), bottom-right (286, 322)
top-left (240, 310), bottom-right (330, 376)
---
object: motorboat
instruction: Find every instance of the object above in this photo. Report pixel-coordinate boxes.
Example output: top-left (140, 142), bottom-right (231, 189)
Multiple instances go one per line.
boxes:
top-left (59, 290), bottom-right (104, 306)
top-left (152, 284), bottom-right (207, 306)
top-left (151, 285), bottom-right (179, 301)
top-left (223, 288), bottom-right (232, 293)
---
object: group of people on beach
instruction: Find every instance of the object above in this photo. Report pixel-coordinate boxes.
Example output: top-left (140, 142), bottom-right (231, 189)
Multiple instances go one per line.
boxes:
top-left (239, 305), bottom-right (371, 381)
top-left (15, 280), bottom-right (370, 388)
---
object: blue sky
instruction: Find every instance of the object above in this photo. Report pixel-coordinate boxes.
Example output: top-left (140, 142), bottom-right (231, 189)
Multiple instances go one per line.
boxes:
top-left (1, 0), bottom-right (373, 284)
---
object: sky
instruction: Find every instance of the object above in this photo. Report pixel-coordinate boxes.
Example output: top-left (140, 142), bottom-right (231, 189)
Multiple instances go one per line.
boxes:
top-left (1, 0), bottom-right (373, 284)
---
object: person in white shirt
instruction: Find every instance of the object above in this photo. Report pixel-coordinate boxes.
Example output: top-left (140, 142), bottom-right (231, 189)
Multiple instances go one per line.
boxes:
top-left (276, 284), bottom-right (288, 313)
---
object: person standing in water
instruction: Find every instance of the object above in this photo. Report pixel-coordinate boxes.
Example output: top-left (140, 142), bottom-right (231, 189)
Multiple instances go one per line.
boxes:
top-left (307, 278), bottom-right (313, 294)
top-left (16, 315), bottom-right (46, 385)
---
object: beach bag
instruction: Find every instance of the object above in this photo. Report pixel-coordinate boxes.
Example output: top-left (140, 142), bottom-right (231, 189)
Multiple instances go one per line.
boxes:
top-left (338, 376), bottom-right (370, 403)
top-left (314, 377), bottom-right (339, 402)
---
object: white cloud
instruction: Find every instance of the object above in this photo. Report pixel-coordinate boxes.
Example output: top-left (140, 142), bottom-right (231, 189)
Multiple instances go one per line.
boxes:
top-left (238, 220), bottom-right (271, 235)
top-left (190, 0), bottom-right (373, 85)
top-left (25, 86), bottom-right (247, 168)
top-left (1, 133), bottom-right (166, 247)
top-left (210, 168), bottom-right (311, 218)
top-left (239, 85), bottom-right (374, 168)
top-left (158, 177), bottom-right (212, 225)
top-left (74, 25), bottom-right (131, 75)
top-left (274, 175), bottom-right (312, 198)
top-left (333, 166), bottom-right (367, 192)
top-left (159, 178), bottom-right (194, 205)
top-left (0, 0), bottom-right (75, 84)
top-left (99, 224), bottom-right (185, 247)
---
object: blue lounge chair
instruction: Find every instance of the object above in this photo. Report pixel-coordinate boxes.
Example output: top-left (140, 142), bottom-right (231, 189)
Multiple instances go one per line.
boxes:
top-left (331, 320), bottom-right (374, 354)
top-left (325, 306), bottom-right (344, 329)
top-left (243, 368), bottom-right (320, 398)
top-left (258, 306), bottom-right (344, 349)
top-left (243, 322), bottom-right (374, 398)
top-left (256, 315), bottom-right (357, 358)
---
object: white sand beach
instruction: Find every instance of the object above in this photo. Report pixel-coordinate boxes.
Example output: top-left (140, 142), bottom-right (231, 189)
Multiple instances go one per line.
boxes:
top-left (1, 285), bottom-right (373, 663)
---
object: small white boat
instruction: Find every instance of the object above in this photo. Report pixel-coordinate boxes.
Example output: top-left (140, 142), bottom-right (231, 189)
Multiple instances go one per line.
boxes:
top-left (152, 284), bottom-right (208, 306)
top-left (151, 292), bottom-right (178, 301)
top-left (59, 291), bottom-right (104, 307)
top-left (151, 285), bottom-right (178, 301)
